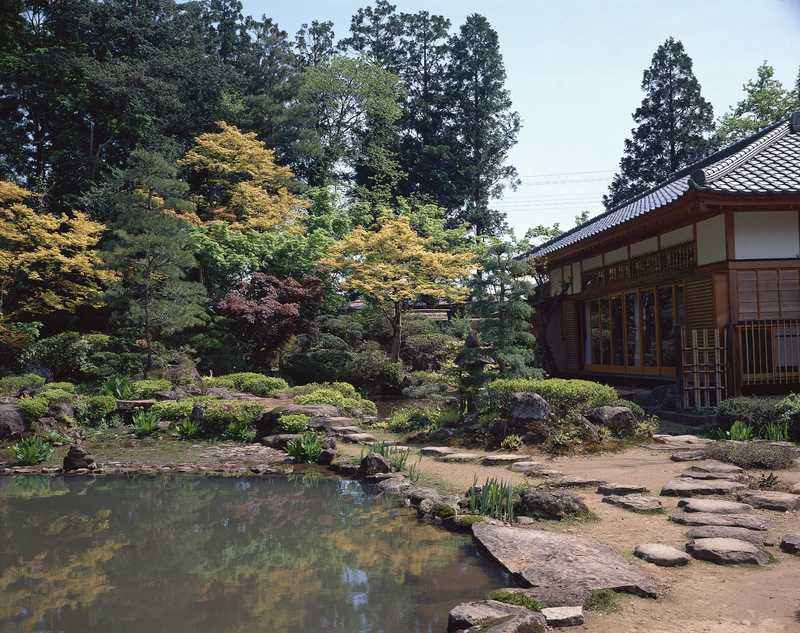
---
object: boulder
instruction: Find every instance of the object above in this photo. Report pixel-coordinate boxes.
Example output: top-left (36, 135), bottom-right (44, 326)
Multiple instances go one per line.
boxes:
top-left (587, 406), bottom-right (636, 435)
top-left (540, 606), bottom-right (584, 628)
top-left (547, 475), bottom-right (606, 488)
top-left (660, 478), bottom-right (746, 497)
top-left (779, 534), bottom-right (800, 554)
top-left (633, 543), bottom-right (691, 567)
top-left (447, 600), bottom-right (530, 632)
top-left (688, 460), bottom-right (743, 474)
top-left (376, 476), bottom-right (414, 496)
top-left (736, 490), bottom-right (800, 512)
top-left (359, 453), bottom-right (391, 477)
top-left (472, 524), bottom-right (657, 602)
top-left (49, 400), bottom-right (75, 423)
top-left (678, 470), bottom-right (743, 482)
top-left (670, 450), bottom-right (706, 462)
top-left (571, 415), bottom-right (602, 444)
top-left (340, 432), bottom-right (378, 444)
top-left (597, 483), bottom-right (649, 496)
top-left (441, 452), bottom-right (482, 463)
top-left (421, 446), bottom-right (456, 457)
top-left (261, 433), bottom-right (302, 449)
top-left (482, 454), bottom-right (525, 466)
top-left (402, 383), bottom-right (449, 399)
top-left (509, 392), bottom-right (553, 442)
top-left (467, 613), bottom-right (547, 633)
top-left (0, 404), bottom-right (27, 439)
top-left (510, 461), bottom-right (543, 473)
top-left (669, 512), bottom-right (771, 531)
top-left (63, 445), bottom-right (96, 471)
top-left (791, 482), bottom-right (800, 494)
top-left (316, 449), bottom-right (336, 466)
top-left (686, 537), bottom-right (769, 565)
top-left (516, 489), bottom-right (589, 520)
top-left (677, 498), bottom-right (753, 514)
top-left (685, 526), bottom-right (766, 545)
top-left (602, 495), bottom-right (663, 513)
top-left (148, 360), bottom-right (201, 386)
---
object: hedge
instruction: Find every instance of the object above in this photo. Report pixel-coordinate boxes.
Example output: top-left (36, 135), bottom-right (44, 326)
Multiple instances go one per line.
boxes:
top-left (203, 373), bottom-right (288, 397)
top-left (486, 378), bottom-right (618, 416)
top-left (0, 373), bottom-right (46, 396)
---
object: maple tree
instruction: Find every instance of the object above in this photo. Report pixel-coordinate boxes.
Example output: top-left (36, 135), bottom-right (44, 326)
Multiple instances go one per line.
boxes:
top-left (322, 216), bottom-right (474, 361)
top-left (0, 180), bottom-right (114, 319)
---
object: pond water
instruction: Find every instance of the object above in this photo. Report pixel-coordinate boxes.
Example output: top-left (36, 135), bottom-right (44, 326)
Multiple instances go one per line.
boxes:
top-left (0, 474), bottom-right (508, 633)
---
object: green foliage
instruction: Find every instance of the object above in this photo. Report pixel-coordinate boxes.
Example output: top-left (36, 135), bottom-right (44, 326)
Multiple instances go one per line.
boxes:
top-left (704, 441), bottom-right (795, 470)
top-left (365, 441), bottom-right (412, 472)
top-left (486, 378), bottom-right (618, 416)
top-left (466, 476), bottom-right (515, 522)
top-left (10, 435), bottom-right (53, 465)
top-left (21, 332), bottom-right (123, 381)
top-left (0, 373), bottom-right (46, 396)
top-left (387, 406), bottom-right (442, 433)
top-left (294, 388), bottom-right (377, 416)
top-left (101, 375), bottom-right (138, 400)
top-left (16, 396), bottom-right (49, 421)
top-left (46, 382), bottom-right (76, 393)
top-left (348, 350), bottom-right (405, 393)
top-left (132, 379), bottom-right (172, 399)
top-left (632, 416), bottom-right (660, 439)
top-left (762, 420), bottom-right (790, 442)
top-left (132, 409), bottom-right (161, 437)
top-left (74, 395), bottom-right (118, 427)
top-left (151, 400), bottom-right (195, 423)
top-left (278, 413), bottom-right (310, 433)
top-left (486, 591), bottom-right (542, 611)
top-left (286, 431), bottom-right (324, 463)
top-left (195, 400), bottom-right (263, 437)
top-left (718, 397), bottom-right (781, 428)
top-left (223, 419), bottom-right (257, 443)
top-left (775, 393), bottom-right (800, 441)
top-left (727, 420), bottom-right (755, 441)
top-left (203, 373), bottom-right (288, 396)
top-left (175, 420), bottom-right (201, 440)
top-left (545, 426), bottom-right (583, 454)
top-left (280, 349), bottom-right (354, 385)
top-left (500, 434), bottom-right (523, 451)
top-left (611, 398), bottom-right (645, 419)
top-left (584, 589), bottom-right (619, 613)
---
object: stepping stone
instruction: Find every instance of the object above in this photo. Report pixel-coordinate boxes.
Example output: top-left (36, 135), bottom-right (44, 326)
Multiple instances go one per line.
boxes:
top-left (737, 490), bottom-right (800, 512)
top-left (548, 475), bottom-right (606, 488)
top-left (679, 470), bottom-right (744, 482)
top-left (472, 523), bottom-right (657, 601)
top-left (510, 460), bottom-right (542, 473)
top-left (420, 446), bottom-right (456, 456)
top-left (482, 453), bottom-right (525, 466)
top-left (660, 478), bottom-right (746, 497)
top-left (441, 452), bottom-right (481, 463)
top-left (669, 512), bottom-right (772, 531)
top-left (541, 606), bottom-right (584, 628)
top-left (686, 537), bottom-right (770, 565)
top-left (525, 469), bottom-right (564, 478)
top-left (634, 543), bottom-right (691, 567)
top-left (671, 450), bottom-right (706, 462)
top-left (779, 534), bottom-right (800, 554)
top-left (687, 460), bottom-right (744, 475)
top-left (602, 495), bottom-right (663, 513)
top-left (447, 601), bottom-right (546, 632)
top-left (654, 434), bottom-right (713, 445)
top-left (791, 482), bottom-right (800, 494)
top-left (340, 432), bottom-right (377, 444)
top-left (329, 425), bottom-right (362, 435)
top-left (597, 483), bottom-right (649, 496)
top-left (677, 498), bottom-right (753, 514)
top-left (686, 525), bottom-right (766, 545)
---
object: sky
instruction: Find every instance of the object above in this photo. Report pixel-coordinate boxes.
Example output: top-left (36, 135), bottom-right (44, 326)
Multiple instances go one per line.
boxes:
top-left (240, 0), bottom-right (800, 236)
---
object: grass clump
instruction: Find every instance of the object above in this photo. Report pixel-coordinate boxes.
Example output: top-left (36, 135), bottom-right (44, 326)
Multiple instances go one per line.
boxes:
top-left (466, 476), bottom-right (515, 522)
top-left (486, 378), bottom-right (617, 416)
top-left (365, 441), bottom-right (414, 472)
top-left (584, 589), bottom-right (619, 613)
top-left (286, 431), bottom-right (324, 463)
top-left (704, 441), bottom-right (795, 470)
top-left (203, 373), bottom-right (288, 397)
top-left (175, 420), bottom-right (201, 440)
top-left (132, 409), bottom-right (160, 437)
top-left (500, 433), bottom-right (523, 451)
top-left (278, 413), bottom-right (310, 433)
top-left (486, 590), bottom-right (543, 611)
top-left (0, 373), bottom-right (46, 396)
top-left (100, 375), bottom-right (138, 399)
top-left (11, 435), bottom-right (53, 465)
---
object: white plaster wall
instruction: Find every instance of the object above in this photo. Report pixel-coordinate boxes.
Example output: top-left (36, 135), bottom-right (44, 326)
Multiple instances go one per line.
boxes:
top-left (660, 224), bottom-right (694, 248)
top-left (734, 211), bottom-right (800, 260)
top-left (696, 214), bottom-right (726, 265)
top-left (582, 254), bottom-right (603, 271)
top-left (604, 246), bottom-right (628, 264)
top-left (630, 236), bottom-right (658, 257)
top-left (550, 266), bottom-right (562, 295)
top-left (571, 262), bottom-right (582, 294)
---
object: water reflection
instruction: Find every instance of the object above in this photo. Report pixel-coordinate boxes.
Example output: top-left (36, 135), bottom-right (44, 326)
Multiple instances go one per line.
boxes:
top-left (0, 475), bottom-right (507, 633)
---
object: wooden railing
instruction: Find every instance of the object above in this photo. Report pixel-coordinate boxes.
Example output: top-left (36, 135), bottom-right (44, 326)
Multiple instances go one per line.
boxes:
top-left (581, 241), bottom-right (695, 290)
top-left (735, 320), bottom-right (800, 386)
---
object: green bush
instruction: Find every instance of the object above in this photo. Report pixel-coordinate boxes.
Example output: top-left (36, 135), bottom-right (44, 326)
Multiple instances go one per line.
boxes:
top-left (286, 431), bottom-right (324, 463)
top-left (281, 349), bottom-right (354, 384)
top-left (203, 373), bottom-right (288, 397)
top-left (401, 332), bottom-right (461, 371)
top-left (132, 379), bottom-right (172, 399)
top-left (294, 388), bottom-right (377, 416)
top-left (387, 406), bottom-right (441, 433)
top-left (40, 388), bottom-right (75, 403)
top-left (195, 400), bottom-right (263, 437)
top-left (278, 413), bottom-right (310, 433)
top-left (11, 435), bottom-right (53, 465)
top-left (21, 332), bottom-right (138, 381)
top-left (175, 420), bottom-right (201, 440)
top-left (775, 393), bottom-right (800, 441)
top-left (727, 420), bottom-right (755, 441)
top-left (703, 441), bottom-right (795, 470)
top-left (287, 381), bottom-right (360, 399)
top-left (0, 373), bottom-right (46, 396)
top-left (486, 378), bottom-right (618, 416)
top-left (132, 409), bottom-right (160, 437)
top-left (717, 397), bottom-right (781, 429)
top-left (349, 350), bottom-right (405, 393)
top-left (611, 398), bottom-right (645, 419)
top-left (101, 375), bottom-right (137, 399)
top-left (75, 395), bottom-right (118, 427)
top-left (151, 400), bottom-right (196, 423)
top-left (500, 434), bottom-right (523, 451)
top-left (17, 395), bottom-right (49, 421)
top-left (46, 382), bottom-right (76, 393)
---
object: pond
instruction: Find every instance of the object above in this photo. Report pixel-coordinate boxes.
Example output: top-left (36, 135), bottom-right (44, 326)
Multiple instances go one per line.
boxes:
top-left (0, 474), bottom-right (508, 633)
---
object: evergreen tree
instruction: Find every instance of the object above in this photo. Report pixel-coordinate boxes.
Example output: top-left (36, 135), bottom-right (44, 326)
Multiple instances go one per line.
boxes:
top-left (604, 38), bottom-right (714, 209)
top-left (713, 62), bottom-right (795, 147)
top-left (446, 14), bottom-right (519, 236)
top-left (338, 0), bottom-right (401, 70)
top-left (294, 21), bottom-right (336, 68)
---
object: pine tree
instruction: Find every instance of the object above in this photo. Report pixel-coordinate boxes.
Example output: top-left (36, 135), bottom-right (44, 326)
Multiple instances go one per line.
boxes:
top-left (446, 14), bottom-right (519, 236)
top-left (604, 38), bottom-right (714, 209)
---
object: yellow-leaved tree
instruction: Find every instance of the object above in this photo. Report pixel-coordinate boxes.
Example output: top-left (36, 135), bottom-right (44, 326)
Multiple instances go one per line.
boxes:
top-left (0, 180), bottom-right (115, 318)
top-left (322, 216), bottom-right (474, 361)
top-left (180, 121), bottom-right (308, 230)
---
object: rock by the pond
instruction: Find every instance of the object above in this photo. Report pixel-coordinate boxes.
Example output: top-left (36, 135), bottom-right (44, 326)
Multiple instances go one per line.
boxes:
top-left (116, 399), bottom-right (156, 412)
top-left (548, 475), bottom-right (606, 488)
top-left (469, 613), bottom-right (547, 633)
top-left (660, 478), bottom-right (746, 497)
top-left (685, 526), bottom-right (766, 545)
top-left (340, 432), bottom-right (378, 444)
top-left (779, 534), bottom-right (800, 554)
top-left (63, 445), bottom-right (96, 471)
top-left (670, 450), bottom-right (706, 462)
top-left (587, 406), bottom-right (635, 435)
top-left (316, 449), bottom-right (336, 466)
top-left (541, 606), bottom-right (584, 628)
top-left (677, 498), bottom-right (753, 514)
top-left (510, 461), bottom-right (543, 473)
top-left (602, 495), bottom-right (663, 513)
top-left (516, 489), bottom-right (589, 520)
top-left (634, 543), bottom-right (691, 567)
top-left (421, 446), bottom-right (456, 457)
top-left (447, 600), bottom-right (531, 632)
top-left (670, 512), bottom-right (771, 530)
top-left (736, 490), bottom-right (800, 512)
top-left (0, 404), bottom-right (26, 438)
top-left (597, 483), bottom-right (649, 496)
top-left (359, 453), bottom-right (391, 477)
top-left (688, 460), bottom-right (744, 475)
top-left (261, 433), bottom-right (302, 449)
top-left (686, 537), bottom-right (769, 565)
top-left (441, 452), bottom-right (482, 463)
top-left (472, 523), bottom-right (657, 601)
top-left (482, 454), bottom-right (525, 466)
top-left (376, 476), bottom-right (414, 495)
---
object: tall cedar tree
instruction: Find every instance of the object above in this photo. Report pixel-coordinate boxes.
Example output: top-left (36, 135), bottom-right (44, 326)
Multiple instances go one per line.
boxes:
top-left (446, 15), bottom-right (520, 236)
top-left (100, 150), bottom-right (207, 373)
top-left (604, 38), bottom-right (714, 209)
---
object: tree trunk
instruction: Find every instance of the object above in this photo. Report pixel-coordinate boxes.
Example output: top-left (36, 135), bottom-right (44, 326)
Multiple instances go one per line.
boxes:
top-left (390, 301), bottom-right (402, 362)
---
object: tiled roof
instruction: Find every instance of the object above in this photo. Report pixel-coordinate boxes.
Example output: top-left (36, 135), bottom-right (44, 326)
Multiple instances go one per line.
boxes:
top-left (529, 113), bottom-right (800, 258)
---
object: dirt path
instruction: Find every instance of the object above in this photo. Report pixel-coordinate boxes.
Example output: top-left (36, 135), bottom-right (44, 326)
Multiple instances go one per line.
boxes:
top-left (340, 439), bottom-right (800, 633)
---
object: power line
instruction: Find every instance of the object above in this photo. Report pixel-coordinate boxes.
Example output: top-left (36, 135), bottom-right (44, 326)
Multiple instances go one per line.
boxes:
top-left (517, 169), bottom-right (614, 178)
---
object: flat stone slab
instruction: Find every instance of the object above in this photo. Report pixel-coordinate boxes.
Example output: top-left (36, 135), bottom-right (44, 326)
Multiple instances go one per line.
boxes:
top-left (686, 537), bottom-right (769, 565)
top-left (329, 425), bottom-right (363, 434)
top-left (340, 432), bottom-right (377, 444)
top-left (670, 511), bottom-right (772, 531)
top-left (541, 606), bottom-right (584, 628)
top-left (597, 483), bottom-right (649, 496)
top-left (510, 461), bottom-right (543, 473)
top-left (660, 478), bottom-right (746, 497)
top-left (441, 452), bottom-right (482, 463)
top-left (525, 469), bottom-right (564, 478)
top-left (447, 601), bottom-right (546, 633)
top-left (634, 543), bottom-right (691, 567)
top-left (421, 446), bottom-right (456, 456)
top-left (677, 498), bottom-right (753, 514)
top-left (791, 482), bottom-right (800, 494)
top-left (472, 523), bottom-right (657, 601)
top-left (737, 490), bottom-right (800, 512)
top-left (548, 475), bottom-right (606, 488)
top-left (482, 453), bottom-right (525, 466)
top-left (654, 434), bottom-right (713, 445)
top-left (670, 450), bottom-right (706, 462)
top-left (688, 460), bottom-right (744, 474)
top-left (686, 526), bottom-right (766, 545)
top-left (779, 534), bottom-right (800, 554)
top-left (602, 495), bottom-right (663, 513)
top-left (679, 470), bottom-right (744, 482)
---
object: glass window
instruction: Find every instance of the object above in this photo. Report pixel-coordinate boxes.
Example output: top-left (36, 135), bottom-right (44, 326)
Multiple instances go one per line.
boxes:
top-left (641, 289), bottom-right (657, 366)
top-left (626, 293), bottom-right (640, 367)
top-left (610, 296), bottom-right (624, 365)
top-left (588, 298), bottom-right (610, 365)
top-left (658, 286), bottom-right (675, 366)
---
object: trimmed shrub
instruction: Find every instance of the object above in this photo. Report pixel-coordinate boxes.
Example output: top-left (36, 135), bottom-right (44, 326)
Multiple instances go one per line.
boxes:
top-left (75, 395), bottom-right (117, 427)
top-left (486, 378), bottom-right (617, 416)
top-left (278, 413), bottom-right (310, 433)
top-left (0, 373), bottom-right (46, 396)
top-left (703, 441), bottom-right (795, 470)
top-left (46, 382), bottom-right (76, 393)
top-left (717, 396), bottom-right (781, 429)
top-left (22, 332), bottom-right (139, 381)
top-left (287, 382), bottom-right (360, 398)
top-left (132, 379), bottom-right (172, 399)
top-left (775, 393), bottom-right (800, 441)
top-left (348, 350), bottom-right (404, 393)
top-left (151, 400), bottom-right (196, 423)
top-left (17, 395), bottom-right (49, 421)
top-left (195, 400), bottom-right (263, 437)
top-left (611, 398), bottom-right (645, 419)
top-left (387, 406), bottom-right (441, 433)
top-left (401, 332), bottom-right (461, 371)
top-left (203, 372), bottom-right (288, 397)
top-left (281, 349), bottom-right (354, 384)
top-left (294, 388), bottom-right (377, 416)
